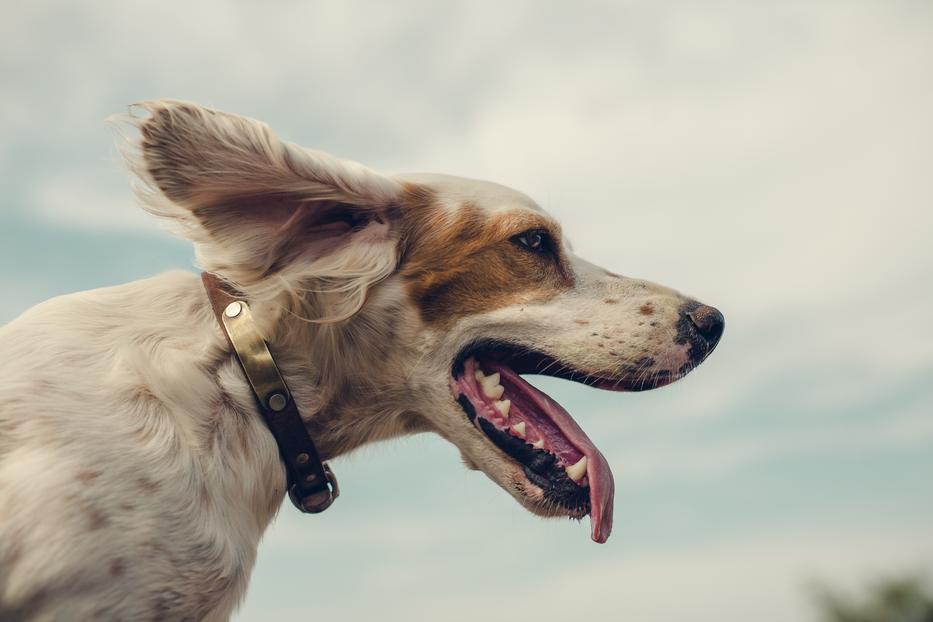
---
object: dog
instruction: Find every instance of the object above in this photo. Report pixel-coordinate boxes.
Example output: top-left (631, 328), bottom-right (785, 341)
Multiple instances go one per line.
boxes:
top-left (0, 100), bottom-right (724, 620)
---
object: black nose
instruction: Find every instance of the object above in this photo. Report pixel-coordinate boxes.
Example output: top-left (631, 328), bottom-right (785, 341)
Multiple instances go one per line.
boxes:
top-left (687, 304), bottom-right (724, 348)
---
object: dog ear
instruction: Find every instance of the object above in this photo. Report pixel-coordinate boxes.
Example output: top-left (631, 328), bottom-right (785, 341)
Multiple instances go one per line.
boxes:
top-left (123, 100), bottom-right (404, 314)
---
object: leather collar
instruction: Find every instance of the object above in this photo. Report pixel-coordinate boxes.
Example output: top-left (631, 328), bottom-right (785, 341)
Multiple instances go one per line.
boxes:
top-left (201, 272), bottom-right (339, 513)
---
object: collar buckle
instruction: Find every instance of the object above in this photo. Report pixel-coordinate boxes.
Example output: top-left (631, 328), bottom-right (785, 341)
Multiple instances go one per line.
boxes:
top-left (288, 464), bottom-right (340, 513)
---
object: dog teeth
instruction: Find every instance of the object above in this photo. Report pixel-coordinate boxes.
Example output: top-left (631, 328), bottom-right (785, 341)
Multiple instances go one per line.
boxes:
top-left (531, 438), bottom-right (545, 449)
top-left (510, 421), bottom-right (526, 439)
top-left (493, 399), bottom-right (511, 419)
top-left (480, 372), bottom-right (504, 399)
top-left (565, 456), bottom-right (588, 482)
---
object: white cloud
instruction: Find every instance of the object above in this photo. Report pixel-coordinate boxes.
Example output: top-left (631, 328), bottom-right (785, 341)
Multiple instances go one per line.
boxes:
top-left (30, 175), bottom-right (156, 232)
top-left (4, 2), bottom-right (932, 321)
top-left (239, 510), bottom-right (933, 622)
top-left (405, 2), bottom-right (933, 319)
top-left (438, 526), bottom-right (933, 622)
top-left (616, 405), bottom-right (933, 486)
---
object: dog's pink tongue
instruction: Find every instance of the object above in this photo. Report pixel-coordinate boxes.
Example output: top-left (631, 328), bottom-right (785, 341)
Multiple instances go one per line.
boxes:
top-left (494, 366), bottom-right (615, 543)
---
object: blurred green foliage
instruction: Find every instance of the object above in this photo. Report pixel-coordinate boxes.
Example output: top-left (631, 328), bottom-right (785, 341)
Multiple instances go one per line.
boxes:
top-left (815, 576), bottom-right (933, 622)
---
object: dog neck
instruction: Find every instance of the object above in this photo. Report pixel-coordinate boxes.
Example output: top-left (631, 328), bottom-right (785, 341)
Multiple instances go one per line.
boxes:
top-left (219, 274), bottom-right (430, 462)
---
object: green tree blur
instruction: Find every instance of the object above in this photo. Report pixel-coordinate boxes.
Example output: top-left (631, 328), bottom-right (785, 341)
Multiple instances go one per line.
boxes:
top-left (815, 576), bottom-right (933, 622)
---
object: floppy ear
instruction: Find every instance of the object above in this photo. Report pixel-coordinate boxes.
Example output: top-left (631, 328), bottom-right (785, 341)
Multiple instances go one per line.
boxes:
top-left (123, 99), bottom-right (403, 317)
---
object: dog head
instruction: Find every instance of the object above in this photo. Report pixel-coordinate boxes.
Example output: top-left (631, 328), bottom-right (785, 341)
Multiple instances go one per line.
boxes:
top-left (128, 100), bottom-right (724, 543)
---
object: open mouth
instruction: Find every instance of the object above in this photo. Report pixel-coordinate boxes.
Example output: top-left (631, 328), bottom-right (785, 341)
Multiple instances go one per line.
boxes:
top-left (447, 308), bottom-right (722, 543)
top-left (450, 341), bottom-right (624, 544)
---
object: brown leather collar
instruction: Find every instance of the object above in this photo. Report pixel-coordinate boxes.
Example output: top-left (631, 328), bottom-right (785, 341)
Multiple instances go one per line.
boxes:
top-left (201, 272), bottom-right (339, 513)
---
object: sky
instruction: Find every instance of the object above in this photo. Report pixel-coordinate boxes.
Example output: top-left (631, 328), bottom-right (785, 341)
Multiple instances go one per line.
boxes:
top-left (2, 1), bottom-right (932, 620)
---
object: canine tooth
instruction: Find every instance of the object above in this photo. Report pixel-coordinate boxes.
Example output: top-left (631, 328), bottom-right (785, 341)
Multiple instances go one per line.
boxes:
top-left (474, 369), bottom-right (485, 380)
top-left (481, 373), bottom-right (503, 399)
top-left (565, 456), bottom-right (588, 482)
top-left (494, 399), bottom-right (511, 419)
top-left (531, 439), bottom-right (545, 449)
top-left (510, 421), bottom-right (526, 439)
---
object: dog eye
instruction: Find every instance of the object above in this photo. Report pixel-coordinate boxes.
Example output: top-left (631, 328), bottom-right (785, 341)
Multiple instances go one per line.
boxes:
top-left (512, 230), bottom-right (551, 254)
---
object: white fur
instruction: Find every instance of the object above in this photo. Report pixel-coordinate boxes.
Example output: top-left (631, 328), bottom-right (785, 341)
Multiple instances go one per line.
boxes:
top-left (0, 101), bottom-right (709, 620)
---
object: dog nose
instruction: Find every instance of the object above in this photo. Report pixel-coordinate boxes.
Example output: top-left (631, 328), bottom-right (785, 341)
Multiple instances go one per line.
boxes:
top-left (687, 304), bottom-right (724, 348)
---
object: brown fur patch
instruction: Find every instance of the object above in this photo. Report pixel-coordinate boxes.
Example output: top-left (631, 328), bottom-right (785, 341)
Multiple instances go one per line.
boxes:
top-left (110, 558), bottom-right (126, 577)
top-left (76, 470), bottom-right (101, 484)
top-left (82, 504), bottom-right (109, 530)
top-left (237, 425), bottom-right (251, 459)
top-left (4, 544), bottom-right (21, 567)
top-left (399, 186), bottom-right (574, 326)
top-left (136, 477), bottom-right (160, 494)
top-left (639, 303), bottom-right (655, 316)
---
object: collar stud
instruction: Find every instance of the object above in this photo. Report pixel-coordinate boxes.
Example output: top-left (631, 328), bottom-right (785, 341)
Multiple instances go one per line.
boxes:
top-left (267, 392), bottom-right (287, 412)
top-left (224, 301), bottom-right (243, 318)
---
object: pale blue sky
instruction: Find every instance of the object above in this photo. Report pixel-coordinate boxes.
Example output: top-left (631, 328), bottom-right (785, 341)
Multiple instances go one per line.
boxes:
top-left (2, 2), bottom-right (932, 620)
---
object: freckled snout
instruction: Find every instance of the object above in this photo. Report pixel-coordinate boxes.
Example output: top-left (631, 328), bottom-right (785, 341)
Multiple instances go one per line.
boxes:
top-left (678, 302), bottom-right (725, 361)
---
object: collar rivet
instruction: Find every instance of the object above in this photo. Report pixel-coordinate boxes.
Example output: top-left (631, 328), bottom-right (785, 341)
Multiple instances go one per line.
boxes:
top-left (224, 301), bottom-right (243, 318)
top-left (267, 392), bottom-right (287, 412)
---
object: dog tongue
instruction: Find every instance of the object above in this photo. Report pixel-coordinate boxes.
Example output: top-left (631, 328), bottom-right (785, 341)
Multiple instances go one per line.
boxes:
top-left (491, 365), bottom-right (615, 543)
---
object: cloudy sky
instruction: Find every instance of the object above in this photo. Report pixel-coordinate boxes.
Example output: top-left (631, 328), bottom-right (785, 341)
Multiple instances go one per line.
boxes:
top-left (2, 1), bottom-right (932, 620)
